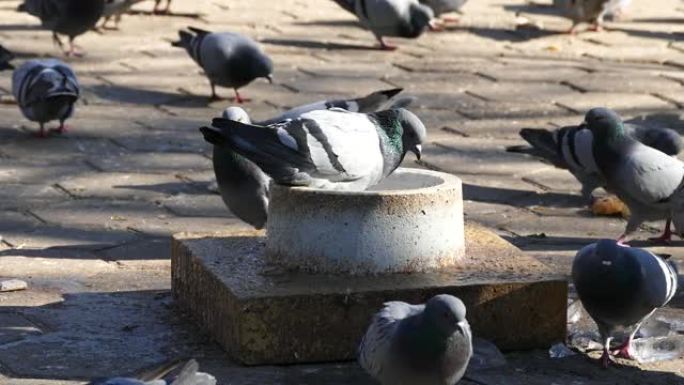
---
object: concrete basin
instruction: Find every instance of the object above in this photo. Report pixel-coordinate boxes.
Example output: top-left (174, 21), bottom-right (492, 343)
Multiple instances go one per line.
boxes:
top-left (266, 168), bottom-right (465, 275)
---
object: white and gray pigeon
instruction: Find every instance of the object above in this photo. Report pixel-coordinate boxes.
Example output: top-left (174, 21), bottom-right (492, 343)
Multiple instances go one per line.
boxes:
top-left (209, 89), bottom-right (416, 229)
top-left (553, 0), bottom-right (612, 33)
top-left (581, 108), bottom-right (684, 243)
top-left (200, 108), bottom-right (426, 191)
top-left (12, 59), bottom-right (80, 138)
top-left (358, 294), bottom-right (473, 385)
top-left (331, 0), bottom-right (436, 50)
top-left (17, 0), bottom-right (105, 56)
top-left (506, 119), bottom-right (683, 202)
top-left (88, 359), bottom-right (216, 385)
top-left (0, 45), bottom-right (14, 71)
top-left (572, 239), bottom-right (678, 367)
top-left (101, 0), bottom-right (147, 29)
top-left (419, 0), bottom-right (467, 19)
top-left (172, 27), bottom-right (273, 102)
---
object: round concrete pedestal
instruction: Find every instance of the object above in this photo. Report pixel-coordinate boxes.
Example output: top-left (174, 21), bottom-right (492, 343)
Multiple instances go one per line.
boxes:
top-left (266, 168), bottom-right (465, 275)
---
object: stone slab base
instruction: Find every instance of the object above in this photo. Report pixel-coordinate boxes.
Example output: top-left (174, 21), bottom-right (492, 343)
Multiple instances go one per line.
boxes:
top-left (171, 222), bottom-right (567, 365)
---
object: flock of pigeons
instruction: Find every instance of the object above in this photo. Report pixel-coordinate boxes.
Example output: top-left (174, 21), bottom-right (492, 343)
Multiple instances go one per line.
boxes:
top-left (0, 0), bottom-right (681, 383)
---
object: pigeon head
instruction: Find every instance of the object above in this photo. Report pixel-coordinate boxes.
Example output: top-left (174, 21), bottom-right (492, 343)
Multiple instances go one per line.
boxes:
top-left (408, 3), bottom-right (435, 37)
top-left (397, 108), bottom-right (427, 160)
top-left (222, 106), bottom-right (252, 124)
top-left (424, 294), bottom-right (468, 336)
top-left (584, 107), bottom-right (624, 141)
top-left (239, 46), bottom-right (273, 85)
top-left (373, 108), bottom-right (427, 160)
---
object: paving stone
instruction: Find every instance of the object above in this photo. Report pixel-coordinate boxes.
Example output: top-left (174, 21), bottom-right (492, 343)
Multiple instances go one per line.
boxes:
top-left (0, 184), bottom-right (68, 210)
top-left (0, 159), bottom-right (95, 185)
top-left (58, 173), bottom-right (201, 201)
top-left (88, 153), bottom-right (211, 174)
top-left (0, 312), bottom-right (43, 345)
top-left (98, 238), bottom-right (172, 261)
top-left (160, 193), bottom-right (229, 218)
top-left (283, 76), bottom-right (395, 95)
top-left (2, 226), bottom-right (138, 250)
top-left (554, 92), bottom-right (676, 114)
top-left (0, 137), bottom-right (127, 160)
top-left (563, 72), bottom-right (684, 93)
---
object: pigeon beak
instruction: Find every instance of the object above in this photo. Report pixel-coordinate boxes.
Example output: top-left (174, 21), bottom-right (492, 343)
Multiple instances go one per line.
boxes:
top-left (265, 74), bottom-right (273, 84)
top-left (411, 144), bottom-right (422, 160)
top-left (455, 320), bottom-right (467, 334)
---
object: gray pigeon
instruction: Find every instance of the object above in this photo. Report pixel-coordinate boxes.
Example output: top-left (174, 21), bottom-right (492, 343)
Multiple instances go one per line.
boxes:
top-left (88, 359), bottom-right (216, 385)
top-left (583, 108), bottom-right (684, 243)
top-left (153, 0), bottom-right (171, 14)
top-left (358, 294), bottom-right (473, 385)
top-left (572, 239), bottom-right (678, 367)
top-left (331, 0), bottom-right (435, 50)
top-left (12, 59), bottom-right (80, 137)
top-left (0, 45), bottom-right (14, 71)
top-left (17, 0), bottom-right (105, 56)
top-left (101, 0), bottom-right (147, 29)
top-left (200, 108), bottom-right (425, 191)
top-left (419, 0), bottom-right (467, 19)
top-left (171, 27), bottom-right (273, 102)
top-left (553, 0), bottom-right (612, 33)
top-left (209, 90), bottom-right (415, 229)
top-left (212, 107), bottom-right (270, 230)
top-left (506, 121), bottom-right (683, 202)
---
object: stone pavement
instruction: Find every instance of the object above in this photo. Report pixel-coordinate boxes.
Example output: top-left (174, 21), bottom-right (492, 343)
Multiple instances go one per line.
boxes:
top-left (0, 0), bottom-right (683, 383)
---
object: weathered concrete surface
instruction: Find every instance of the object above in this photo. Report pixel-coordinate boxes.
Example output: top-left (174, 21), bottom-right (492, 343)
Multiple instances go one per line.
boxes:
top-left (172, 223), bottom-right (566, 364)
top-left (0, 0), bottom-right (683, 382)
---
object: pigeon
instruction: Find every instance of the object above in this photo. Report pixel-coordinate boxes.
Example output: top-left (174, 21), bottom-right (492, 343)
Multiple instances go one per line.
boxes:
top-left (12, 59), bottom-right (80, 138)
top-left (581, 108), bottom-right (684, 243)
top-left (17, 0), bottom-right (105, 56)
top-left (419, 0), bottom-right (466, 20)
top-left (602, 0), bottom-right (630, 21)
top-left (212, 107), bottom-right (270, 230)
top-left (0, 45), bottom-right (15, 71)
top-left (209, 90), bottom-right (415, 229)
top-left (572, 239), bottom-right (678, 367)
top-left (153, 0), bottom-right (171, 14)
top-left (88, 359), bottom-right (216, 385)
top-left (358, 294), bottom-right (473, 385)
top-left (506, 120), bottom-right (683, 202)
top-left (553, 0), bottom-right (612, 33)
top-left (101, 0), bottom-right (147, 29)
top-left (331, 0), bottom-right (436, 50)
top-left (200, 108), bottom-right (426, 191)
top-left (171, 27), bottom-right (273, 102)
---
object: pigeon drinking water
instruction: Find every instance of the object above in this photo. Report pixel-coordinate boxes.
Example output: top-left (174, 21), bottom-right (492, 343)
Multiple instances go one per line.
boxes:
top-left (208, 89), bottom-right (415, 229)
top-left (358, 294), bottom-right (473, 385)
top-left (17, 0), bottom-right (105, 56)
top-left (12, 59), bottom-right (80, 137)
top-left (572, 240), bottom-right (678, 367)
top-left (172, 27), bottom-right (273, 102)
top-left (200, 108), bottom-right (426, 191)
top-left (331, 0), bottom-right (436, 50)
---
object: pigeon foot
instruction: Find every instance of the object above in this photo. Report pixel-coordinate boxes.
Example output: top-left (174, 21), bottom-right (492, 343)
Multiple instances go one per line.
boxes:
top-left (648, 219), bottom-right (672, 244)
top-left (600, 350), bottom-right (615, 368)
top-left (612, 341), bottom-right (633, 360)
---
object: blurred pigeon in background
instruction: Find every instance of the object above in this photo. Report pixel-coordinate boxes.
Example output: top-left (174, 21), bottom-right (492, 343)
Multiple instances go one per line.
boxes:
top-left (506, 120), bottom-right (683, 202)
top-left (101, 0), bottom-right (147, 29)
top-left (582, 108), bottom-right (684, 243)
top-left (153, 0), bottom-right (171, 14)
top-left (12, 59), bottom-right (79, 137)
top-left (172, 27), bottom-right (273, 102)
top-left (419, 0), bottom-right (467, 21)
top-left (331, 0), bottom-right (436, 50)
top-left (358, 294), bottom-right (473, 385)
top-left (553, 0), bottom-right (612, 33)
top-left (88, 359), bottom-right (216, 385)
top-left (200, 108), bottom-right (426, 191)
top-left (0, 45), bottom-right (15, 71)
top-left (572, 239), bottom-right (678, 367)
top-left (17, 0), bottom-right (105, 56)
